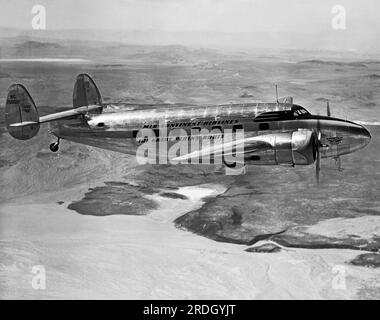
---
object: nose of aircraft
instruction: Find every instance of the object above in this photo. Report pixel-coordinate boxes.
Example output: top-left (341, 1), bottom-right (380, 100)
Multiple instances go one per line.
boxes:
top-left (316, 115), bottom-right (371, 156)
top-left (354, 124), bottom-right (371, 150)
top-left (360, 125), bottom-right (371, 144)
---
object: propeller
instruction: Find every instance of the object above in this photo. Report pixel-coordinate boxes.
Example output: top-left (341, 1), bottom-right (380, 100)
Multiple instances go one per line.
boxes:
top-left (326, 99), bottom-right (344, 172)
top-left (334, 156), bottom-right (344, 171)
top-left (315, 121), bottom-right (322, 184)
top-left (314, 100), bottom-right (329, 184)
top-left (314, 99), bottom-right (341, 183)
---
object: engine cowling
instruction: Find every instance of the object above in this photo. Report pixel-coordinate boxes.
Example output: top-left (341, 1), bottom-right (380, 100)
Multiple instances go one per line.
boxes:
top-left (246, 130), bottom-right (316, 165)
top-left (279, 130), bottom-right (316, 165)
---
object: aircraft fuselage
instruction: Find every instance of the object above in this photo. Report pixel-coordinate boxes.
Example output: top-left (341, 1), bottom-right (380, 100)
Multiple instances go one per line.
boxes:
top-left (51, 102), bottom-right (371, 166)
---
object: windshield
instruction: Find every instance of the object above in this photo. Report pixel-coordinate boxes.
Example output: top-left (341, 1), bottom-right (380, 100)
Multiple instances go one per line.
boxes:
top-left (254, 105), bottom-right (311, 122)
top-left (292, 105), bottom-right (310, 117)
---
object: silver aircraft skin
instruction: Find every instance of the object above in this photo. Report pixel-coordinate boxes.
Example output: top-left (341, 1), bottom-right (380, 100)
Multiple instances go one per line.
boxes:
top-left (5, 74), bottom-right (371, 181)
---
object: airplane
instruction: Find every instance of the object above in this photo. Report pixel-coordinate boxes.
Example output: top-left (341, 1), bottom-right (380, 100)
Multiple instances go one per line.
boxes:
top-left (4, 73), bottom-right (371, 183)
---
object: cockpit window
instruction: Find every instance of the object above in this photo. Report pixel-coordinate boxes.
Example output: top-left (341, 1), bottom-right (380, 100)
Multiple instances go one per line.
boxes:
top-left (292, 105), bottom-right (310, 117)
top-left (254, 105), bottom-right (310, 122)
top-left (293, 109), bottom-right (305, 117)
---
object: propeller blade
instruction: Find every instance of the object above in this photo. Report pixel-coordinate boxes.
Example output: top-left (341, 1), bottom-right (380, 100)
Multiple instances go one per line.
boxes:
top-left (334, 156), bottom-right (344, 171)
top-left (316, 143), bottom-right (321, 184)
top-left (315, 119), bottom-right (322, 184)
top-left (327, 100), bottom-right (331, 117)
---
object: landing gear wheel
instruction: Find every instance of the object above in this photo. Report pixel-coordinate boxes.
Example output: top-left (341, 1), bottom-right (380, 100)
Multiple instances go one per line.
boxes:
top-left (49, 138), bottom-right (60, 152)
top-left (49, 142), bottom-right (59, 152)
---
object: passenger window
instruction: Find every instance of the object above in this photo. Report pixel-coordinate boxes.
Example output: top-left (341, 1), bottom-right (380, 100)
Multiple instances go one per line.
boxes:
top-left (259, 123), bottom-right (269, 130)
top-left (212, 126), bottom-right (222, 132)
top-left (233, 124), bottom-right (243, 132)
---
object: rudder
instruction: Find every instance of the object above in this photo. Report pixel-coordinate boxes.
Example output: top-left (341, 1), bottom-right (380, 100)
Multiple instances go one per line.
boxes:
top-left (73, 74), bottom-right (102, 114)
top-left (5, 84), bottom-right (40, 140)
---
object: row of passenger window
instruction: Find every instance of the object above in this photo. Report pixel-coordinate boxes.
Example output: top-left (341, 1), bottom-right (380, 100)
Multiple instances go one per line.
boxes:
top-left (133, 124), bottom-right (244, 138)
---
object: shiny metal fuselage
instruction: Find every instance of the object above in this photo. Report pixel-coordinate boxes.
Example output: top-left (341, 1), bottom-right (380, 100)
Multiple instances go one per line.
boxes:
top-left (51, 102), bottom-right (371, 165)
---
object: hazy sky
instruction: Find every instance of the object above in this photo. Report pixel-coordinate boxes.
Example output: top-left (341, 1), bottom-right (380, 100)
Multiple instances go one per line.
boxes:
top-left (0, 0), bottom-right (379, 34)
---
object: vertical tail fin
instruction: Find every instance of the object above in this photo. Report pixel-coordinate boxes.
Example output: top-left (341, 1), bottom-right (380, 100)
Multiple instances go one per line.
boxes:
top-left (73, 74), bottom-right (102, 114)
top-left (5, 84), bottom-right (40, 140)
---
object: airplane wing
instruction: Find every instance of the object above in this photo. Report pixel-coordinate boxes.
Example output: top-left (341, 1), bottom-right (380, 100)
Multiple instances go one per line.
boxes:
top-left (172, 135), bottom-right (272, 162)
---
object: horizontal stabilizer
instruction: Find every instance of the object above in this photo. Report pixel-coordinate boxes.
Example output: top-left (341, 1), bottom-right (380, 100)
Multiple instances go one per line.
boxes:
top-left (5, 83), bottom-right (102, 140)
top-left (5, 74), bottom-right (103, 140)
top-left (8, 104), bottom-right (102, 127)
top-left (9, 121), bottom-right (39, 127)
top-left (38, 104), bottom-right (102, 123)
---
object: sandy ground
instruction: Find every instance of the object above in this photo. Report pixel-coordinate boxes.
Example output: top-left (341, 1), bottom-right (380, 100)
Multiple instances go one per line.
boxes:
top-left (305, 216), bottom-right (380, 241)
top-left (0, 184), bottom-right (378, 300)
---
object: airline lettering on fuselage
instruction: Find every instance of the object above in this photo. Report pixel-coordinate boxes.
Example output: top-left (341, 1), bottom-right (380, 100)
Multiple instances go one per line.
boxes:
top-left (142, 119), bottom-right (238, 129)
top-left (137, 120), bottom-right (241, 143)
top-left (326, 136), bottom-right (343, 145)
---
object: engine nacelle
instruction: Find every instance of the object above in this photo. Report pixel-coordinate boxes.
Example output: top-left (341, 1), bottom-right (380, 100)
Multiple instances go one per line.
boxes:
top-left (246, 130), bottom-right (316, 165)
